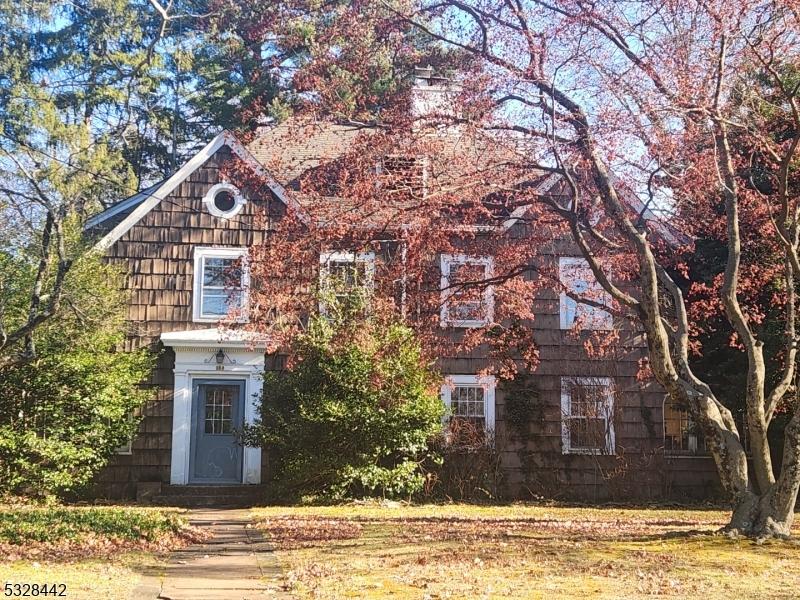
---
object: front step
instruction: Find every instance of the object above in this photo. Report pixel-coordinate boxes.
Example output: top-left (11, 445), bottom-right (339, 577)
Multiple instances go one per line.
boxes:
top-left (147, 484), bottom-right (268, 508)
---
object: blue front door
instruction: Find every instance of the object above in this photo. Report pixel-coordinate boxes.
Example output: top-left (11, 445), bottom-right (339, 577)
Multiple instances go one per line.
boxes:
top-left (189, 379), bottom-right (245, 484)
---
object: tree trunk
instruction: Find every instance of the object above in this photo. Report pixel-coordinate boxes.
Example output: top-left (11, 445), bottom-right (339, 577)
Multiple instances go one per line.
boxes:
top-left (725, 409), bottom-right (800, 539)
top-left (727, 490), bottom-right (796, 539)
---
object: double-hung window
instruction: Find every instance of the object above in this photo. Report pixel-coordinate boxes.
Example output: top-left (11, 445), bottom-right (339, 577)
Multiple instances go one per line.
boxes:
top-left (664, 398), bottom-right (708, 456)
top-left (561, 377), bottom-right (615, 454)
top-left (559, 257), bottom-right (612, 330)
top-left (441, 375), bottom-right (496, 431)
top-left (440, 254), bottom-right (494, 328)
top-left (319, 251), bottom-right (375, 312)
top-left (193, 247), bottom-right (249, 322)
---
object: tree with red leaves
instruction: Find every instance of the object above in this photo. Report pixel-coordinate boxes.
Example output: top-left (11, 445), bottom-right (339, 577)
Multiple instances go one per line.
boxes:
top-left (216, 1), bottom-right (800, 538)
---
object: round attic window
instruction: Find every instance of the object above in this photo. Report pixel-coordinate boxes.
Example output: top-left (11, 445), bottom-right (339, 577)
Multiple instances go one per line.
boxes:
top-left (202, 183), bottom-right (246, 219)
top-left (213, 190), bottom-right (236, 212)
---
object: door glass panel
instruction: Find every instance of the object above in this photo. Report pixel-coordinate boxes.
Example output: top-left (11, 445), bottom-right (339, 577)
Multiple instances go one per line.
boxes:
top-left (204, 386), bottom-right (234, 434)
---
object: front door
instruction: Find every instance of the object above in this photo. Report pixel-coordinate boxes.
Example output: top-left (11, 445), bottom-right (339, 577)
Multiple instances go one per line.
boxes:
top-left (189, 379), bottom-right (245, 484)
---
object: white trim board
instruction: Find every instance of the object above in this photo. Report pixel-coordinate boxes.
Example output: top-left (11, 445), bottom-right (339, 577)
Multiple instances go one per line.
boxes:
top-left (162, 330), bottom-right (264, 485)
top-left (501, 172), bottom-right (561, 230)
top-left (91, 131), bottom-right (308, 251)
top-left (160, 327), bottom-right (270, 348)
top-left (192, 247), bottom-right (251, 323)
top-left (84, 181), bottom-right (163, 231)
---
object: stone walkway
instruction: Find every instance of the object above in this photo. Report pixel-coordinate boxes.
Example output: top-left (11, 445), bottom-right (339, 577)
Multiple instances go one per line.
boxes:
top-left (134, 508), bottom-right (293, 600)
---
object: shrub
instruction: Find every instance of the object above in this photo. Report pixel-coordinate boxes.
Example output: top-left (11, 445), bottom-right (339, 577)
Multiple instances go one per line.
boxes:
top-left (242, 300), bottom-right (444, 501)
top-left (0, 253), bottom-right (154, 498)
top-left (0, 507), bottom-right (185, 544)
top-left (424, 420), bottom-right (505, 501)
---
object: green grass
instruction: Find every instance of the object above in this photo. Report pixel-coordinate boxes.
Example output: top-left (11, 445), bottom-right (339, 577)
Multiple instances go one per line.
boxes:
top-left (0, 506), bottom-right (195, 600)
top-left (0, 552), bottom-right (163, 600)
top-left (251, 503), bottom-right (800, 599)
top-left (0, 506), bottom-right (186, 544)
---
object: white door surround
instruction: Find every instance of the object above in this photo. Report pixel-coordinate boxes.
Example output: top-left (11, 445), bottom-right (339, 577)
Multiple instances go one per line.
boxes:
top-left (161, 328), bottom-right (266, 485)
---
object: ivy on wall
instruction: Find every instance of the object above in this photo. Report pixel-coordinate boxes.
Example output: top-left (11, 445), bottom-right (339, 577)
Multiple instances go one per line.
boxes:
top-left (501, 376), bottom-right (543, 440)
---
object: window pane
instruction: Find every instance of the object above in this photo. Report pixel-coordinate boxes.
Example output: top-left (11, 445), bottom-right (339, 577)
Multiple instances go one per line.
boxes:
top-left (452, 386), bottom-right (485, 423)
top-left (204, 257), bottom-right (242, 288)
top-left (324, 259), bottom-right (368, 293)
top-left (202, 286), bottom-right (242, 318)
top-left (202, 292), bottom-right (228, 316)
top-left (445, 261), bottom-right (489, 323)
top-left (568, 383), bottom-right (607, 417)
top-left (204, 387), bottom-right (234, 435)
top-left (569, 417), bottom-right (606, 449)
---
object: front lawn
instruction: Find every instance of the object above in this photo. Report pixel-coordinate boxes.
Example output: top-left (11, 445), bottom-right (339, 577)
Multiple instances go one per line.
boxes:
top-left (0, 553), bottom-right (161, 600)
top-left (0, 505), bottom-right (205, 600)
top-left (252, 503), bottom-right (800, 599)
top-left (0, 506), bottom-right (188, 545)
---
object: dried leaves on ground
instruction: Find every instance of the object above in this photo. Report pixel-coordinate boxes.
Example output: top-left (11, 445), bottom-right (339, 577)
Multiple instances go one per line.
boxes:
top-left (253, 503), bottom-right (800, 600)
top-left (0, 505), bottom-right (209, 561)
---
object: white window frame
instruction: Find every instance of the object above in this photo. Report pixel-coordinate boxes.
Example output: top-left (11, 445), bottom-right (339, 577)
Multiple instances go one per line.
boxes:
top-left (440, 254), bottom-right (494, 328)
top-left (440, 374), bottom-right (496, 431)
top-left (193, 247), bottom-right (250, 323)
top-left (202, 182), bottom-right (247, 219)
top-left (318, 250), bottom-right (376, 312)
top-left (115, 438), bottom-right (133, 455)
top-left (559, 257), bottom-right (613, 330)
top-left (561, 376), bottom-right (615, 455)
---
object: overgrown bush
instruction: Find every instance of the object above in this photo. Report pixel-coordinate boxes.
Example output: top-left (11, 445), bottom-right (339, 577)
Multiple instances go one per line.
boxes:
top-left (242, 299), bottom-right (443, 501)
top-left (424, 420), bottom-right (505, 501)
top-left (0, 253), bottom-right (154, 497)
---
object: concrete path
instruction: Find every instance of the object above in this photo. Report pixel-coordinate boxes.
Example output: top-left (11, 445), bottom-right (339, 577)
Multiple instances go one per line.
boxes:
top-left (134, 508), bottom-right (293, 600)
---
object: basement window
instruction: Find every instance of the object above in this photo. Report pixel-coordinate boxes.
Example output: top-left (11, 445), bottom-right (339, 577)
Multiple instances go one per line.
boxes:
top-left (663, 398), bottom-right (708, 456)
top-left (440, 375), bottom-right (496, 432)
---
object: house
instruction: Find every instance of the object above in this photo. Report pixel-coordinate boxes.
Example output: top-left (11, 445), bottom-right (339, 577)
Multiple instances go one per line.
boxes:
top-left (87, 69), bottom-right (722, 504)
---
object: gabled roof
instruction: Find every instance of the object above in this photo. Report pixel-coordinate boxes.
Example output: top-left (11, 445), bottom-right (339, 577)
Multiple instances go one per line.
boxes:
top-left (84, 180), bottom-right (165, 232)
top-left (501, 173), bottom-right (561, 230)
top-left (88, 130), bottom-right (307, 250)
top-left (88, 119), bottom-right (681, 249)
top-left (247, 118), bottom-right (372, 187)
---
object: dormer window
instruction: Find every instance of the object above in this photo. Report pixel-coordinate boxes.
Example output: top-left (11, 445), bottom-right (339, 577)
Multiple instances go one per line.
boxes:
top-left (376, 155), bottom-right (428, 198)
top-left (203, 183), bottom-right (246, 219)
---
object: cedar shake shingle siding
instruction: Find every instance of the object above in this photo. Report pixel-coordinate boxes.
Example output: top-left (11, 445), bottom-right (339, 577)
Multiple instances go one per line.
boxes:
top-left (90, 128), bottom-right (721, 501)
top-left (104, 149), bottom-right (276, 348)
top-left (92, 148), bottom-right (280, 498)
top-left (437, 246), bottom-right (720, 501)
